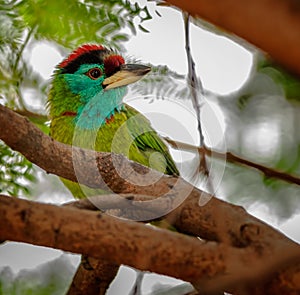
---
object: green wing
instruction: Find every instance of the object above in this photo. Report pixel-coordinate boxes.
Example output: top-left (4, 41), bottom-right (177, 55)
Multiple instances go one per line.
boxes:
top-left (124, 104), bottom-right (179, 176)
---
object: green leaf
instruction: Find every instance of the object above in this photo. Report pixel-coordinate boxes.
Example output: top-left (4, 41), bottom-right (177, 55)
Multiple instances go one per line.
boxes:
top-left (138, 24), bottom-right (150, 33)
top-left (0, 141), bottom-right (36, 197)
top-left (258, 60), bottom-right (300, 101)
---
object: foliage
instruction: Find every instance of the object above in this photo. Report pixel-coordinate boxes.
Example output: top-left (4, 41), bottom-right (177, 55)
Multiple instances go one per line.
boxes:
top-left (0, 254), bottom-right (76, 295)
top-left (0, 0), bottom-right (154, 105)
top-left (0, 140), bottom-right (36, 197)
top-left (237, 55), bottom-right (300, 109)
top-left (0, 1), bottom-right (300, 294)
top-left (257, 58), bottom-right (300, 101)
top-left (16, 0), bottom-right (152, 49)
top-left (130, 64), bottom-right (190, 101)
top-left (0, 0), bottom-right (155, 197)
top-left (0, 0), bottom-right (300, 216)
top-left (216, 53), bottom-right (300, 217)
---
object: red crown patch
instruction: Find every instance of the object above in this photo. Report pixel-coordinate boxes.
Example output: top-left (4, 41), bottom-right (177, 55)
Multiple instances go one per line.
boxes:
top-left (59, 44), bottom-right (106, 68)
top-left (104, 55), bottom-right (125, 76)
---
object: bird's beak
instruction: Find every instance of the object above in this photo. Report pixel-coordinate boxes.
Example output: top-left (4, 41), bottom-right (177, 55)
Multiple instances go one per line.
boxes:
top-left (103, 64), bottom-right (151, 90)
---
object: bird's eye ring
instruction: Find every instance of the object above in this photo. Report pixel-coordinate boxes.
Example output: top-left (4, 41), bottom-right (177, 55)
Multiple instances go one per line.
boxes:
top-left (86, 68), bottom-right (102, 80)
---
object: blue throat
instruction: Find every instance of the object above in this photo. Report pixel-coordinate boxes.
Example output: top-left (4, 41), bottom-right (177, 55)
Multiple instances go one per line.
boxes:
top-left (75, 87), bottom-right (126, 130)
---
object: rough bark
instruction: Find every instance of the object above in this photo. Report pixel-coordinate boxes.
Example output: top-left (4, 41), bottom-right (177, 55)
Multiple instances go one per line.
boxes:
top-left (0, 105), bottom-right (300, 294)
top-left (67, 256), bottom-right (119, 295)
top-left (1, 195), bottom-right (299, 294)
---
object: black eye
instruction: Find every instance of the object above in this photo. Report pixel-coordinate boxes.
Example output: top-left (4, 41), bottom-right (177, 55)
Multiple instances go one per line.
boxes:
top-left (86, 68), bottom-right (102, 80)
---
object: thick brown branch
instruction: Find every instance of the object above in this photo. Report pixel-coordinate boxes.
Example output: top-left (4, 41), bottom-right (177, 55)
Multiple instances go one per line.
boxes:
top-left (67, 257), bottom-right (119, 295)
top-left (166, 0), bottom-right (300, 76)
top-left (0, 105), bottom-right (293, 241)
top-left (1, 105), bottom-right (300, 293)
top-left (0, 107), bottom-right (295, 235)
top-left (0, 195), bottom-right (299, 294)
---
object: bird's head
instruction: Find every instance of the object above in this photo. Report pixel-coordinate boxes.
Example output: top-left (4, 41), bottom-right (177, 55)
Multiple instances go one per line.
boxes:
top-left (48, 44), bottom-right (150, 120)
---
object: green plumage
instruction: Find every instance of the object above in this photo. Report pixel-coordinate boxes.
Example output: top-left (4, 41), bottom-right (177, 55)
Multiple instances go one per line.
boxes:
top-left (48, 45), bottom-right (179, 199)
top-left (50, 104), bottom-right (178, 198)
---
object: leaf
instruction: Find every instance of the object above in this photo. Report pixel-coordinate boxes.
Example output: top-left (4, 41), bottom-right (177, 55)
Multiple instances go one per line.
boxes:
top-left (0, 254), bottom-right (77, 295)
top-left (138, 24), bottom-right (150, 33)
top-left (258, 59), bottom-right (300, 101)
top-left (0, 141), bottom-right (36, 197)
top-left (155, 9), bottom-right (162, 17)
top-left (235, 55), bottom-right (300, 110)
top-left (130, 64), bottom-right (189, 101)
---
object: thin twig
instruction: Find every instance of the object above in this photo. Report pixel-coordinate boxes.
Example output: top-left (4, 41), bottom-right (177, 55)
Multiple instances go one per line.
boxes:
top-left (9, 107), bottom-right (300, 187)
top-left (183, 12), bottom-right (205, 146)
top-left (15, 109), bottom-right (48, 121)
top-left (164, 137), bottom-right (300, 186)
top-left (183, 13), bottom-right (214, 195)
top-left (12, 27), bottom-right (35, 74)
top-left (167, 0), bottom-right (300, 77)
top-left (12, 26), bottom-right (36, 110)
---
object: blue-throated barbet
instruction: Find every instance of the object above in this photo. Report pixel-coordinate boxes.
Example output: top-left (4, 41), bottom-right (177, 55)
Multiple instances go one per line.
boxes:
top-left (48, 44), bottom-right (179, 198)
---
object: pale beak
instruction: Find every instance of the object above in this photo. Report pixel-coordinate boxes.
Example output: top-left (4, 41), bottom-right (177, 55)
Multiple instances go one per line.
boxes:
top-left (103, 64), bottom-right (151, 90)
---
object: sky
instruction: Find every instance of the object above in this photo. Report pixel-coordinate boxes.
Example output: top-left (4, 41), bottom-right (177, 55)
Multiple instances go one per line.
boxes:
top-left (1, 2), bottom-right (299, 294)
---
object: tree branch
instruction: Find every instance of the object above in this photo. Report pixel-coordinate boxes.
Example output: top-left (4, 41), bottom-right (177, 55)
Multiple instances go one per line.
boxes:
top-left (66, 256), bottom-right (119, 295)
top-left (164, 137), bottom-right (300, 186)
top-left (11, 106), bottom-right (300, 186)
top-left (183, 13), bottom-right (205, 146)
top-left (183, 13), bottom-right (214, 195)
top-left (0, 105), bottom-right (300, 293)
top-left (166, 0), bottom-right (300, 77)
top-left (1, 194), bottom-right (299, 294)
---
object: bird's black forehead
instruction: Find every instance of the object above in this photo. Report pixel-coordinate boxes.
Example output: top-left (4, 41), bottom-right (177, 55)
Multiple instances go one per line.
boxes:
top-left (60, 49), bottom-right (111, 74)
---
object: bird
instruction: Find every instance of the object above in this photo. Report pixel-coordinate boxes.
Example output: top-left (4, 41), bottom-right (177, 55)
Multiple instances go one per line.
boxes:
top-left (47, 44), bottom-right (179, 199)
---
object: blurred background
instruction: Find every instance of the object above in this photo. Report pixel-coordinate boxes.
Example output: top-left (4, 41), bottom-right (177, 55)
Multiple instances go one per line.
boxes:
top-left (1, 0), bottom-right (300, 294)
